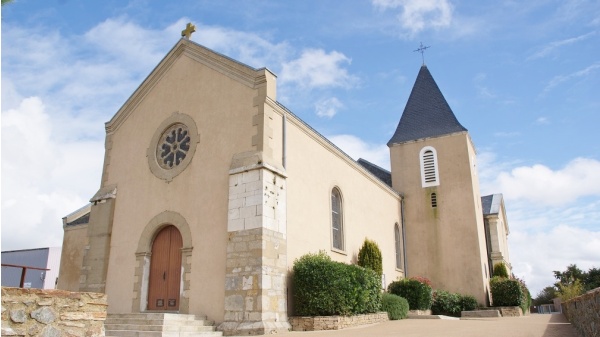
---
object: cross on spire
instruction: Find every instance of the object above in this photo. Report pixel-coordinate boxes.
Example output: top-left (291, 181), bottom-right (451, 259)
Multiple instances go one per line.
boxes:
top-left (181, 23), bottom-right (196, 40)
top-left (414, 42), bottom-right (431, 65)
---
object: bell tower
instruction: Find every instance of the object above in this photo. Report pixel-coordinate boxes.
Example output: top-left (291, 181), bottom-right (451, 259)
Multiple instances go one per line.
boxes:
top-left (388, 65), bottom-right (491, 304)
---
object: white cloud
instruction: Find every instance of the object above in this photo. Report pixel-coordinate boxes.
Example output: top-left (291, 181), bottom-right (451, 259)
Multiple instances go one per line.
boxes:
top-left (1, 97), bottom-right (104, 250)
top-left (315, 97), bottom-right (344, 118)
top-left (328, 134), bottom-right (390, 169)
top-left (280, 49), bottom-right (358, 89)
top-left (372, 0), bottom-right (454, 35)
top-left (528, 31), bottom-right (597, 60)
top-left (492, 158), bottom-right (600, 206)
top-left (535, 117), bottom-right (550, 125)
top-left (544, 62), bottom-right (600, 92)
top-left (478, 152), bottom-right (600, 294)
top-left (196, 23), bottom-right (292, 70)
top-left (511, 225), bottom-right (600, 295)
top-left (473, 73), bottom-right (497, 99)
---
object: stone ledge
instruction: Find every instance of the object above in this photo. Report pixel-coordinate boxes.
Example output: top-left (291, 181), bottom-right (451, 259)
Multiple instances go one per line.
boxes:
top-left (461, 310), bottom-right (501, 318)
top-left (289, 312), bottom-right (388, 331)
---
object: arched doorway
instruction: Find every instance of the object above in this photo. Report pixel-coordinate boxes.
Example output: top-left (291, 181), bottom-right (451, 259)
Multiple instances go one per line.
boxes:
top-left (148, 225), bottom-right (182, 311)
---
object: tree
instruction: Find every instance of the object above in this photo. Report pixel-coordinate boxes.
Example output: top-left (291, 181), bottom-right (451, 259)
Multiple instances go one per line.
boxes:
top-left (533, 286), bottom-right (557, 306)
top-left (553, 264), bottom-right (585, 287)
top-left (2, 0), bottom-right (14, 7)
top-left (583, 267), bottom-right (600, 291)
top-left (557, 279), bottom-right (583, 302)
top-left (357, 238), bottom-right (383, 276)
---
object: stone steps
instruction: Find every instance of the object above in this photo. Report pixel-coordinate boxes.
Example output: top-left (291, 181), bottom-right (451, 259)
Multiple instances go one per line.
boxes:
top-left (105, 313), bottom-right (222, 337)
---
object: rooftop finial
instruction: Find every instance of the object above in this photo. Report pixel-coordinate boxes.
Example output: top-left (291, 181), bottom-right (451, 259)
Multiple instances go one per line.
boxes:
top-left (181, 22), bottom-right (196, 40)
top-left (414, 42), bottom-right (430, 66)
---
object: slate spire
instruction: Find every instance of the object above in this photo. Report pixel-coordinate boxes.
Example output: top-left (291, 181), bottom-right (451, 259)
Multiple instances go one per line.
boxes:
top-left (387, 65), bottom-right (467, 146)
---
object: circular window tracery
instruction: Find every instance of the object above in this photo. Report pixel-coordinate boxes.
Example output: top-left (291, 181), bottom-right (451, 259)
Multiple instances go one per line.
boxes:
top-left (157, 123), bottom-right (191, 169)
top-left (147, 112), bottom-right (199, 182)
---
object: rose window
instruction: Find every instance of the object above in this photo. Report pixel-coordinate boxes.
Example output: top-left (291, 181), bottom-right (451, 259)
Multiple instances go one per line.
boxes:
top-left (157, 124), bottom-right (191, 169)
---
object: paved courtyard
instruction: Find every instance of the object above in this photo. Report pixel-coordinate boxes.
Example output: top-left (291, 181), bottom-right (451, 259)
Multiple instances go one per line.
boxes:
top-left (281, 314), bottom-right (579, 337)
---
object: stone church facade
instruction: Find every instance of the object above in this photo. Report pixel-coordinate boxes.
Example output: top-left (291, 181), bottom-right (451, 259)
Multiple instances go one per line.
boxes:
top-left (58, 37), bottom-right (511, 335)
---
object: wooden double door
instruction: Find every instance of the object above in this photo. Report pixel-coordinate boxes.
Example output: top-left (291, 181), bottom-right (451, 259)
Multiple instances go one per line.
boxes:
top-left (148, 225), bottom-right (182, 311)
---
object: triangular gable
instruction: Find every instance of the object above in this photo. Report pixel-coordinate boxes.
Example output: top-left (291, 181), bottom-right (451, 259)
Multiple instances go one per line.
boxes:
top-left (105, 38), bottom-right (276, 134)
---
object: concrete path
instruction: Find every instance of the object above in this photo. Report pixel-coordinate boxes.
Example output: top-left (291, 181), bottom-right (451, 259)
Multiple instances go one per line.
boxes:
top-left (281, 314), bottom-right (579, 337)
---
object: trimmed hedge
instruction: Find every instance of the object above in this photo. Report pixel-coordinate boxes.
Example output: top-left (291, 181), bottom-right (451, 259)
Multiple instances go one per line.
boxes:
top-left (387, 278), bottom-right (433, 311)
top-left (381, 293), bottom-right (409, 320)
top-left (292, 252), bottom-right (382, 316)
top-left (357, 239), bottom-right (383, 276)
top-left (431, 290), bottom-right (479, 317)
top-left (490, 276), bottom-right (524, 307)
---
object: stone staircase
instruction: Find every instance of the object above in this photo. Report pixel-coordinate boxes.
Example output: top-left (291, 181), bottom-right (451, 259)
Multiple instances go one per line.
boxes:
top-left (104, 313), bottom-right (223, 337)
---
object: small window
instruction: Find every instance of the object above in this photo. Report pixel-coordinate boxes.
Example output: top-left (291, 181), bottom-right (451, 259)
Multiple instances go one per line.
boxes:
top-left (420, 146), bottom-right (440, 187)
top-left (394, 223), bottom-right (402, 269)
top-left (331, 188), bottom-right (344, 251)
top-left (431, 193), bottom-right (437, 208)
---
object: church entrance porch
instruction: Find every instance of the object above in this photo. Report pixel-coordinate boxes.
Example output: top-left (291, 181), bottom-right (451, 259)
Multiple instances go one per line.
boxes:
top-left (148, 225), bottom-right (182, 311)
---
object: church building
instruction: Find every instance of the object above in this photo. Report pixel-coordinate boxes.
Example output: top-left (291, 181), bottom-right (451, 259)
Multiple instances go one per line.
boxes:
top-left (58, 30), bottom-right (511, 335)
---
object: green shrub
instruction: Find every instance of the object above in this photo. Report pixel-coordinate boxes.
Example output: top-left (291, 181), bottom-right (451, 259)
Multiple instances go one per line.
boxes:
top-left (357, 239), bottom-right (383, 276)
top-left (292, 251), bottom-right (382, 316)
top-left (493, 263), bottom-right (509, 278)
top-left (431, 291), bottom-right (478, 317)
top-left (431, 290), bottom-right (462, 316)
top-left (381, 293), bottom-right (409, 320)
top-left (516, 278), bottom-right (532, 314)
top-left (387, 277), bottom-right (433, 311)
top-left (490, 276), bottom-right (524, 307)
top-left (460, 295), bottom-right (478, 312)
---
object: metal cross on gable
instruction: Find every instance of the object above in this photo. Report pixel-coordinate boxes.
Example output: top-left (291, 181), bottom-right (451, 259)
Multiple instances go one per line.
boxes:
top-left (181, 22), bottom-right (196, 39)
top-left (414, 42), bottom-right (431, 65)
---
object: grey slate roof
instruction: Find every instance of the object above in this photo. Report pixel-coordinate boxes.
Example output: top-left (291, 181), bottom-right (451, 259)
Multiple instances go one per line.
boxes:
top-left (388, 65), bottom-right (467, 146)
top-left (481, 194), bottom-right (503, 216)
top-left (357, 159), bottom-right (393, 187)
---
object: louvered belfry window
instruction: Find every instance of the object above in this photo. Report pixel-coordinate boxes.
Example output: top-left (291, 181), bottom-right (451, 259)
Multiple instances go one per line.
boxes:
top-left (420, 146), bottom-right (440, 187)
top-left (331, 188), bottom-right (344, 251)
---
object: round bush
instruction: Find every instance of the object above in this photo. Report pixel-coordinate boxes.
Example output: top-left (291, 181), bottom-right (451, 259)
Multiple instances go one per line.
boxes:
top-left (431, 290), bottom-right (462, 316)
top-left (381, 293), bottom-right (409, 320)
top-left (387, 278), bottom-right (432, 311)
top-left (292, 251), bottom-right (382, 316)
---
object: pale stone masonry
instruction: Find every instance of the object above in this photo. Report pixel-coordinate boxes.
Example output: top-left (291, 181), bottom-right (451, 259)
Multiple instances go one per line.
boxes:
top-left (289, 313), bottom-right (389, 331)
top-left (220, 163), bottom-right (290, 335)
top-left (1, 287), bottom-right (107, 337)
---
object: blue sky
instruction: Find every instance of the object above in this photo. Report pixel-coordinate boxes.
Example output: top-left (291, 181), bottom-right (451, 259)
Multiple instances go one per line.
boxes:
top-left (2, 0), bottom-right (599, 296)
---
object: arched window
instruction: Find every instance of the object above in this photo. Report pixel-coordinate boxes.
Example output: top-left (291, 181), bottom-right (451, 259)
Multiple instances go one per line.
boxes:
top-left (420, 146), bottom-right (440, 187)
top-left (394, 223), bottom-right (402, 269)
top-left (331, 187), bottom-right (344, 251)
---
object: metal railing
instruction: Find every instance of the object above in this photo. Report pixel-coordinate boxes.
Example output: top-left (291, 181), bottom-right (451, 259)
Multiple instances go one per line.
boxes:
top-left (1, 263), bottom-right (50, 288)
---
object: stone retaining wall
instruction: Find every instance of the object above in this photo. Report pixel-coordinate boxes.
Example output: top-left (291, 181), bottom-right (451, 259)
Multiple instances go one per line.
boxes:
top-left (1, 287), bottom-right (107, 337)
top-left (289, 312), bottom-right (389, 331)
top-left (562, 288), bottom-right (600, 337)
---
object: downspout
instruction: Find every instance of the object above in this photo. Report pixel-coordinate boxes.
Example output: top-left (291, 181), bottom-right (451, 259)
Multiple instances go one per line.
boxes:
top-left (401, 193), bottom-right (408, 276)
top-left (282, 111), bottom-right (287, 169)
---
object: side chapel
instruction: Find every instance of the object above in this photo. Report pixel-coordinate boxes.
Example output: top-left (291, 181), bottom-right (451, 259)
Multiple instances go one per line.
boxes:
top-left (58, 29), bottom-right (512, 335)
